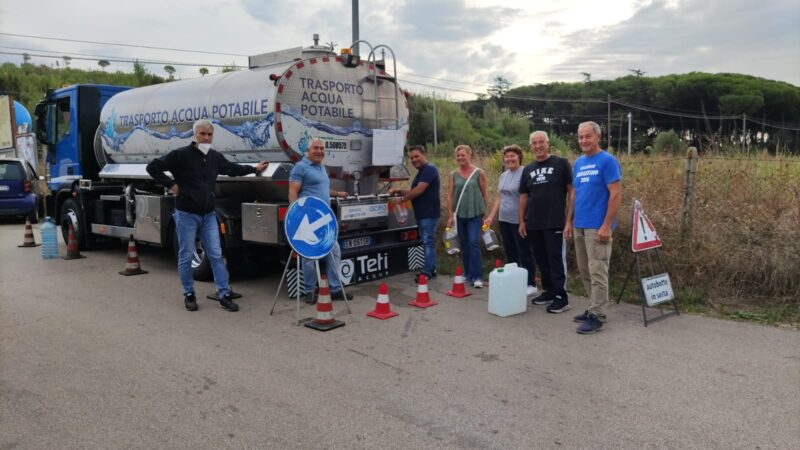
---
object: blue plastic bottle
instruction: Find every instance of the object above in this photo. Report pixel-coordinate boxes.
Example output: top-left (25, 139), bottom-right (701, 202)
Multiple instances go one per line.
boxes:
top-left (41, 217), bottom-right (59, 259)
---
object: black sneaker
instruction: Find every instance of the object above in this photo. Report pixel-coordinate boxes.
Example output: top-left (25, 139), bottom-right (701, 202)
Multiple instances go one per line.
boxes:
top-left (532, 291), bottom-right (555, 305)
top-left (184, 293), bottom-right (198, 311)
top-left (577, 314), bottom-right (603, 334)
top-left (574, 310), bottom-right (606, 323)
top-left (546, 295), bottom-right (570, 313)
top-left (573, 310), bottom-right (590, 323)
top-left (302, 291), bottom-right (317, 305)
top-left (219, 294), bottom-right (239, 312)
top-left (331, 290), bottom-right (353, 301)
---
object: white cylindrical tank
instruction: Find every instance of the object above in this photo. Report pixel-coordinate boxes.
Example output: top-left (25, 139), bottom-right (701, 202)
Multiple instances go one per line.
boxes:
top-left (97, 53), bottom-right (409, 181)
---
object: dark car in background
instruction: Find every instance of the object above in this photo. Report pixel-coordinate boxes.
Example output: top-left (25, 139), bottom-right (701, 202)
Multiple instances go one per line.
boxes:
top-left (0, 157), bottom-right (41, 223)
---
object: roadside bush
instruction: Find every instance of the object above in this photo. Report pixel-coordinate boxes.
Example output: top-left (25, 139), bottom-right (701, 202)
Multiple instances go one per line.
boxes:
top-left (653, 130), bottom-right (688, 154)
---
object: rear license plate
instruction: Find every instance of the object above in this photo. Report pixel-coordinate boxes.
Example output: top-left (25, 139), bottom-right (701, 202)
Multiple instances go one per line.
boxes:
top-left (0, 185), bottom-right (9, 191)
top-left (342, 236), bottom-right (373, 250)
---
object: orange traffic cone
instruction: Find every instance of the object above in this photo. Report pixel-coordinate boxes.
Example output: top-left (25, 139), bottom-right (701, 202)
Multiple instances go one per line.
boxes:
top-left (367, 282), bottom-right (398, 320)
top-left (305, 275), bottom-right (345, 331)
top-left (409, 274), bottom-right (437, 308)
top-left (445, 266), bottom-right (471, 298)
top-left (62, 223), bottom-right (85, 260)
top-left (119, 236), bottom-right (148, 276)
top-left (18, 217), bottom-right (40, 248)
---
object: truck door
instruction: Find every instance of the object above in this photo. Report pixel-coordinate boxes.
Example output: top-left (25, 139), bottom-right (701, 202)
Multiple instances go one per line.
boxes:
top-left (47, 93), bottom-right (80, 189)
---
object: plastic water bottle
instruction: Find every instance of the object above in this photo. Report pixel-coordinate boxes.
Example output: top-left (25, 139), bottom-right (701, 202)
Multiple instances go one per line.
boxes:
top-left (443, 227), bottom-right (460, 255)
top-left (41, 217), bottom-right (59, 259)
top-left (393, 201), bottom-right (409, 224)
top-left (481, 224), bottom-right (500, 251)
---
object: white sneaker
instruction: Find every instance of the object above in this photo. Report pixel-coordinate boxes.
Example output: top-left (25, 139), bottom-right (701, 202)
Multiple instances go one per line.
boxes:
top-left (473, 280), bottom-right (484, 289)
top-left (526, 285), bottom-right (538, 296)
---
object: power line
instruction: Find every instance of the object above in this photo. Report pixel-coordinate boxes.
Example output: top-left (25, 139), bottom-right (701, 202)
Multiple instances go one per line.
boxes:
top-left (0, 32), bottom-right (248, 57)
top-left (0, 51), bottom-right (242, 69)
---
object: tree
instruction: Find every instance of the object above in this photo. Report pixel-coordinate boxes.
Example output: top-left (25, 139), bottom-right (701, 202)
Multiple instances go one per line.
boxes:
top-left (62, 56), bottom-right (72, 67)
top-left (629, 68), bottom-right (646, 77)
top-left (22, 53), bottom-right (31, 64)
top-left (163, 65), bottom-right (176, 80)
top-left (487, 75), bottom-right (511, 99)
top-left (220, 63), bottom-right (238, 73)
top-left (98, 60), bottom-right (110, 71)
top-left (581, 72), bottom-right (592, 84)
top-left (199, 67), bottom-right (209, 77)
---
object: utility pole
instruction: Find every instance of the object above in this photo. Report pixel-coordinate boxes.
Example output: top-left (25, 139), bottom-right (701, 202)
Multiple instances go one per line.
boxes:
top-left (607, 94), bottom-right (612, 152)
top-left (432, 92), bottom-right (438, 148)
top-left (352, 0), bottom-right (360, 56)
top-left (742, 113), bottom-right (747, 155)
top-left (627, 112), bottom-right (632, 156)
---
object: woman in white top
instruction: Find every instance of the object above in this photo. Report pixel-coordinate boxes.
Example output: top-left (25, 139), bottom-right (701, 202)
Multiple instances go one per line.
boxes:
top-left (484, 145), bottom-right (537, 295)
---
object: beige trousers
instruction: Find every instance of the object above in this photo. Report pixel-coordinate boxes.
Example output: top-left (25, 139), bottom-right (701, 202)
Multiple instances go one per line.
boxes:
top-left (573, 228), bottom-right (613, 318)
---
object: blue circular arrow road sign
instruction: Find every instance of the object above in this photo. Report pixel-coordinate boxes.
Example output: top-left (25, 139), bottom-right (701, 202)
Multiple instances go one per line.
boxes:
top-left (284, 196), bottom-right (338, 259)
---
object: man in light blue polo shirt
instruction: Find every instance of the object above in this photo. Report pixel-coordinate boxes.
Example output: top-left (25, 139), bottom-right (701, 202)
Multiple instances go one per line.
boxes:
top-left (289, 138), bottom-right (352, 304)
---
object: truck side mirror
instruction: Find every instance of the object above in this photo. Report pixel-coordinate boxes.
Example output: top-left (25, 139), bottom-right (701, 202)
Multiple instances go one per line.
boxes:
top-left (33, 102), bottom-right (52, 145)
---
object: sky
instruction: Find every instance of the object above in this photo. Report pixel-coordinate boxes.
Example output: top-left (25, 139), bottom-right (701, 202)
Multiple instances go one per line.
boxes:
top-left (1, 0), bottom-right (798, 100)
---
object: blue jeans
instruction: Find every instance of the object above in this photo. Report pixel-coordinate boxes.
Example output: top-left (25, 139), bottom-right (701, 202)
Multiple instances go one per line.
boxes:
top-left (417, 217), bottom-right (438, 276)
top-left (302, 241), bottom-right (343, 293)
top-left (457, 215), bottom-right (483, 283)
top-left (499, 221), bottom-right (536, 286)
top-left (174, 210), bottom-right (229, 297)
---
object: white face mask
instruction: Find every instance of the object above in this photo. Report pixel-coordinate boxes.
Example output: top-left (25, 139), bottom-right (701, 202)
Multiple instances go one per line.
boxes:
top-left (197, 143), bottom-right (211, 155)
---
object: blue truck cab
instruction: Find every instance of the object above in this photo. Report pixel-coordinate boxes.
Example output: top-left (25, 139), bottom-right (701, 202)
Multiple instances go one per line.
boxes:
top-left (35, 85), bottom-right (130, 193)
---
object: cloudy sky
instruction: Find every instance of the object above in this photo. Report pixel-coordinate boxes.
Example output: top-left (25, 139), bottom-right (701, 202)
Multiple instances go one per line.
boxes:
top-left (1, 0), bottom-right (798, 100)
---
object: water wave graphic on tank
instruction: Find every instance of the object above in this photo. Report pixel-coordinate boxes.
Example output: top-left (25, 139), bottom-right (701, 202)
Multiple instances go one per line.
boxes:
top-left (100, 113), bottom-right (275, 152)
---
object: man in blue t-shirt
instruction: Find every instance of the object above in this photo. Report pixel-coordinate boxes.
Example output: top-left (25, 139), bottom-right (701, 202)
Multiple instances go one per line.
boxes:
top-left (289, 138), bottom-right (351, 304)
top-left (565, 121), bottom-right (622, 334)
top-left (390, 145), bottom-right (440, 283)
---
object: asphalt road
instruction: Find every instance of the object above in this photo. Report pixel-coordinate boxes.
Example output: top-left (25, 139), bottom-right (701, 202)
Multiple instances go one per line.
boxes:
top-left (1, 220), bottom-right (798, 449)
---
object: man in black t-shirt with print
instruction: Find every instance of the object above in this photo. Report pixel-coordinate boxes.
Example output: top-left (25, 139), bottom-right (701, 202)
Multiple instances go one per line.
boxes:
top-left (518, 131), bottom-right (574, 314)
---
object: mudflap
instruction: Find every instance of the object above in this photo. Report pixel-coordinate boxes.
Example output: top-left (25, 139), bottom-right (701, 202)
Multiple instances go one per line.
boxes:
top-left (286, 242), bottom-right (423, 294)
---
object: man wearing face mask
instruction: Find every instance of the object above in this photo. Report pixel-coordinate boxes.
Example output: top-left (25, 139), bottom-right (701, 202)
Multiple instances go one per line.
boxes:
top-left (147, 119), bottom-right (269, 312)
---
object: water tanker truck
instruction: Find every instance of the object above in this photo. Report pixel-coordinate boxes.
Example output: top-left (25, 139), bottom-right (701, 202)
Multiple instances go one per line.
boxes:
top-left (34, 39), bottom-right (423, 287)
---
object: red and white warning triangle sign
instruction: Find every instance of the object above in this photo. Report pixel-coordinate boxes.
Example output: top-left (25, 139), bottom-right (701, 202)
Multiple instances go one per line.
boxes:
top-left (631, 199), bottom-right (662, 252)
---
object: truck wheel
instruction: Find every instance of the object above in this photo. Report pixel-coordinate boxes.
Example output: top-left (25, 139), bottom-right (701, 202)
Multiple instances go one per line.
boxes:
top-left (60, 198), bottom-right (89, 250)
top-left (171, 225), bottom-right (213, 282)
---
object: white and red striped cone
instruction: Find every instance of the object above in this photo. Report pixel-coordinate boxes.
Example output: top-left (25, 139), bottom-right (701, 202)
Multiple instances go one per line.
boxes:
top-left (119, 236), bottom-right (148, 276)
top-left (367, 282), bottom-right (398, 320)
top-left (62, 223), bottom-right (85, 260)
top-left (18, 217), bottom-right (40, 248)
top-left (445, 266), bottom-right (471, 298)
top-left (305, 275), bottom-right (345, 331)
top-left (409, 274), bottom-right (437, 308)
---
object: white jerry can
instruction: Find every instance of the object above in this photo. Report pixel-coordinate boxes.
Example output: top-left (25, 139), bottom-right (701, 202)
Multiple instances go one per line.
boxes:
top-left (488, 263), bottom-right (528, 317)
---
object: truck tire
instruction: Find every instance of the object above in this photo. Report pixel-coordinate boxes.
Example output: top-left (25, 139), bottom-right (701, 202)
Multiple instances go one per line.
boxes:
top-left (171, 224), bottom-right (213, 282)
top-left (60, 198), bottom-right (89, 250)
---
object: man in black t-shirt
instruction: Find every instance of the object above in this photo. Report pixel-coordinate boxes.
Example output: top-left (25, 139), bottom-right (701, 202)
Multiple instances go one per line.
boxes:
top-left (390, 145), bottom-right (440, 282)
top-left (518, 131), bottom-right (574, 314)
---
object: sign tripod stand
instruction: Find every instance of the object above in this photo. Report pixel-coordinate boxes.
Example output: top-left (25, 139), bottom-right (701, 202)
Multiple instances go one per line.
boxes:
top-left (269, 196), bottom-right (351, 327)
top-left (616, 198), bottom-right (679, 326)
